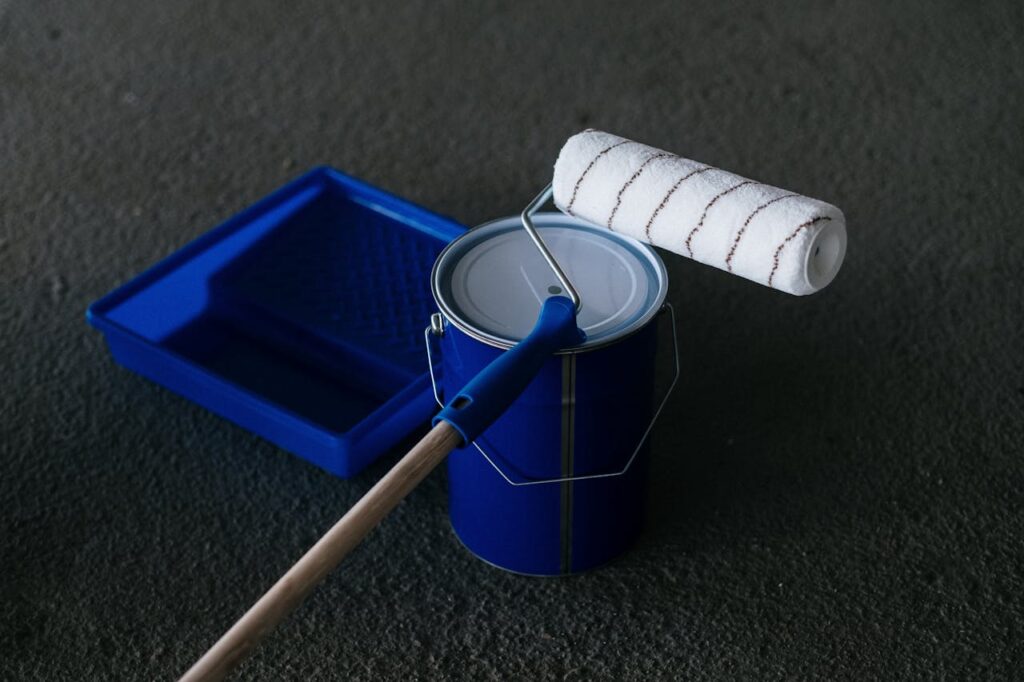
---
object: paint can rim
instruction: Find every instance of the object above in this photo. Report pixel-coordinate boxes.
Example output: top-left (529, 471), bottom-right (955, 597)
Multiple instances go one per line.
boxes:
top-left (431, 213), bottom-right (669, 353)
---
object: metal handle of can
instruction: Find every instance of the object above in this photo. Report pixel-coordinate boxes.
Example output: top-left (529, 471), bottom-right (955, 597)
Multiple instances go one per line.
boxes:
top-left (425, 303), bottom-right (679, 486)
top-left (521, 183), bottom-right (583, 312)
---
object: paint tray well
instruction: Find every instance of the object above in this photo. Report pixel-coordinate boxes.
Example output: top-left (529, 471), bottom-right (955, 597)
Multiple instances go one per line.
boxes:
top-left (87, 167), bottom-right (465, 477)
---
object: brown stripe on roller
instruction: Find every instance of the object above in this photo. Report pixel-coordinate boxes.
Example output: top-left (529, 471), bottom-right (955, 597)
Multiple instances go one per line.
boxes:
top-left (768, 215), bottom-right (832, 287)
top-left (683, 180), bottom-right (758, 257)
top-left (565, 138), bottom-right (631, 215)
top-left (607, 152), bottom-right (673, 230)
top-left (643, 166), bottom-right (713, 239)
top-left (725, 193), bottom-right (799, 271)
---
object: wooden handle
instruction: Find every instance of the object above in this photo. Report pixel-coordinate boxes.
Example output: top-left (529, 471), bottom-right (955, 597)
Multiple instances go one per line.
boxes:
top-left (180, 421), bottom-right (463, 682)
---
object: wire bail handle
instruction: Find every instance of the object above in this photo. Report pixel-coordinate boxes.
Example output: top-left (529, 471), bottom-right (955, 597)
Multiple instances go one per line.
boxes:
top-left (424, 303), bottom-right (679, 486)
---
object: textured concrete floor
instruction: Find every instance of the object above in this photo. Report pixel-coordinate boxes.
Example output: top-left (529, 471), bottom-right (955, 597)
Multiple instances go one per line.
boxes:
top-left (2, 0), bottom-right (1023, 679)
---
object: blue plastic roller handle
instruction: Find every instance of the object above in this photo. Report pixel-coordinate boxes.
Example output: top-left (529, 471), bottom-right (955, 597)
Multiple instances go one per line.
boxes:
top-left (433, 296), bottom-right (585, 444)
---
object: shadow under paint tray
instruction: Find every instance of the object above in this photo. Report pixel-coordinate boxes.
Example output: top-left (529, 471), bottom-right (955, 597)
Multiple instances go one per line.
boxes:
top-left (87, 167), bottom-right (465, 477)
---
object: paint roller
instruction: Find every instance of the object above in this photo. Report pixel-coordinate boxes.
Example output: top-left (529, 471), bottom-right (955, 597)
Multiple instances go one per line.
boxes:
top-left (553, 129), bottom-right (847, 295)
top-left (181, 130), bottom-right (847, 681)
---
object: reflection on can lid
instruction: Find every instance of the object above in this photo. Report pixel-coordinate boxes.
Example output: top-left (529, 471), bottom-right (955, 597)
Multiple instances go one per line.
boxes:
top-left (432, 213), bottom-right (668, 351)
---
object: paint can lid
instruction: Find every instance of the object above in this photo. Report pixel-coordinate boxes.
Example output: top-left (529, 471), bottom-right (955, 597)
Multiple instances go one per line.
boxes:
top-left (431, 213), bottom-right (668, 350)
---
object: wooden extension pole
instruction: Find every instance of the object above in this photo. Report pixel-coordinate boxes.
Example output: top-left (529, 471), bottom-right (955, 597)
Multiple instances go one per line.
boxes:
top-left (180, 421), bottom-right (463, 682)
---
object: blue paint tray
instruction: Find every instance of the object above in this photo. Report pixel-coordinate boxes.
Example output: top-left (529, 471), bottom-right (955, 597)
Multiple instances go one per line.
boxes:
top-left (87, 167), bottom-right (465, 477)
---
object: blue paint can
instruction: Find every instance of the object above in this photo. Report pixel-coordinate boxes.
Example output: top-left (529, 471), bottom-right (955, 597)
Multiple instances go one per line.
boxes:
top-left (428, 213), bottom-right (674, 575)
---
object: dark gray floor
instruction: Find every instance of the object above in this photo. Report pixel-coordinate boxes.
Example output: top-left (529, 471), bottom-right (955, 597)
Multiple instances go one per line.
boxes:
top-left (2, 0), bottom-right (1022, 679)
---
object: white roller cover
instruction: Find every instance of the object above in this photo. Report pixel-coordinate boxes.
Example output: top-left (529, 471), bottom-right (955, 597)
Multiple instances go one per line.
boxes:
top-left (553, 129), bottom-right (847, 295)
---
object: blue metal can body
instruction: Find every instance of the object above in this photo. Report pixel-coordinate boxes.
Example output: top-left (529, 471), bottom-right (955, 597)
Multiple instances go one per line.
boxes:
top-left (429, 214), bottom-right (669, 576)
top-left (438, 320), bottom-right (658, 575)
